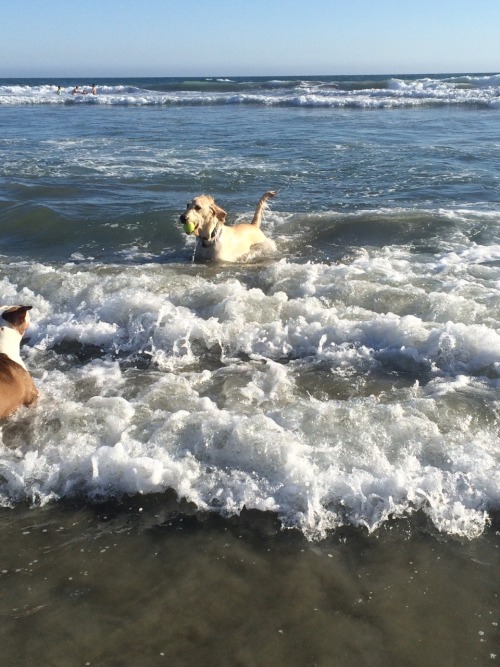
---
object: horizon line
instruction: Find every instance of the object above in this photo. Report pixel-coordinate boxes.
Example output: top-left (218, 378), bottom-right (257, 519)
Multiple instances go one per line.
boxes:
top-left (1, 70), bottom-right (499, 80)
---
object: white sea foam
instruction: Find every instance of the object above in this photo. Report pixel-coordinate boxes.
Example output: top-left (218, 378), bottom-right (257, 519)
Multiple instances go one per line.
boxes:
top-left (0, 238), bottom-right (499, 539)
top-left (437, 243), bottom-right (500, 266)
top-left (1, 74), bottom-right (499, 108)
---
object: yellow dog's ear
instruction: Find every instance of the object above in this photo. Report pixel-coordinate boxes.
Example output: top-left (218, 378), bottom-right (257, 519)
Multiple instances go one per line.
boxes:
top-left (211, 202), bottom-right (227, 223)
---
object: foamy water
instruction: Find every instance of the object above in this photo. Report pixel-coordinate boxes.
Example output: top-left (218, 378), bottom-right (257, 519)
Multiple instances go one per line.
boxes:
top-left (1, 218), bottom-right (499, 539)
top-left (0, 77), bottom-right (499, 541)
top-left (1, 73), bottom-right (500, 108)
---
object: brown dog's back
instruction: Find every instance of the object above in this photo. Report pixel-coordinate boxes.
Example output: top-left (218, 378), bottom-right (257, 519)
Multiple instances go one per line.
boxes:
top-left (0, 353), bottom-right (38, 419)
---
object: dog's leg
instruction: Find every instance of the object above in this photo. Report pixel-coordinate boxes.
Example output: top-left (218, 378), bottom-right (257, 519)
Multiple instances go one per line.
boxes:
top-left (250, 191), bottom-right (277, 227)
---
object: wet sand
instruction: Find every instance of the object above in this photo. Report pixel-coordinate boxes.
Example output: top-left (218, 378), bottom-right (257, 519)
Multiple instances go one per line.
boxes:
top-left (1, 495), bottom-right (499, 667)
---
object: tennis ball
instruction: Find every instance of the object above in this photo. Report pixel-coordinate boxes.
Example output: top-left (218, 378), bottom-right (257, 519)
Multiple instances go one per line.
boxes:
top-left (183, 221), bottom-right (196, 235)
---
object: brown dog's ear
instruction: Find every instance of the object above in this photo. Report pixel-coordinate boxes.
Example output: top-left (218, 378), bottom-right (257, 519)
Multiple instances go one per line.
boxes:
top-left (2, 305), bottom-right (32, 327)
top-left (211, 202), bottom-right (227, 223)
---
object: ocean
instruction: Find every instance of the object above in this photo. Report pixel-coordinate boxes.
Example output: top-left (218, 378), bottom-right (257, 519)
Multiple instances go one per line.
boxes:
top-left (0, 74), bottom-right (499, 665)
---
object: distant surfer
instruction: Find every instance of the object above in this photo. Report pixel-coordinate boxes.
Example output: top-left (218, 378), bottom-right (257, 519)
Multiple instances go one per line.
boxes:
top-left (55, 86), bottom-right (62, 95)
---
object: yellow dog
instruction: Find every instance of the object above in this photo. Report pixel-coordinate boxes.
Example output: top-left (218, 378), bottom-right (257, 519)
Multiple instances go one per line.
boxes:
top-left (180, 191), bottom-right (277, 261)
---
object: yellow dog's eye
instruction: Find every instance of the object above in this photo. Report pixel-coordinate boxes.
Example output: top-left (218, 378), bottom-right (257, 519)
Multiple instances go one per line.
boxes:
top-left (194, 204), bottom-right (201, 212)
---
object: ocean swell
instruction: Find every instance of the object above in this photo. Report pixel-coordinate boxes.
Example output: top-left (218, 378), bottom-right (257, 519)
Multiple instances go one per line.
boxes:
top-left (1, 73), bottom-right (500, 108)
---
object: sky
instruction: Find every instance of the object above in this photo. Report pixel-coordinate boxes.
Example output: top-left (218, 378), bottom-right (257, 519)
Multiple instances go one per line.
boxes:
top-left (1, 0), bottom-right (499, 78)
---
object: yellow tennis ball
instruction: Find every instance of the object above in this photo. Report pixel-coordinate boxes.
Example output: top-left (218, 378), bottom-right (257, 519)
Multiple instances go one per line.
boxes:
top-left (183, 221), bottom-right (196, 234)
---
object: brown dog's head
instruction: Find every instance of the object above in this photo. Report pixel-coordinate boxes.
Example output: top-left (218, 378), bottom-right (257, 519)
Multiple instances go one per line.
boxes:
top-left (179, 195), bottom-right (227, 246)
top-left (1, 305), bottom-right (32, 335)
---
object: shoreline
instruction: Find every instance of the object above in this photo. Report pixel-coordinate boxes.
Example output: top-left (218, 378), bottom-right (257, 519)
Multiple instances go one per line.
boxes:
top-left (2, 490), bottom-right (499, 543)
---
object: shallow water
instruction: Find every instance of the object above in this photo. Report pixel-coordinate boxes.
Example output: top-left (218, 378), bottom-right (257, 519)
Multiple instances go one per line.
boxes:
top-left (1, 501), bottom-right (500, 667)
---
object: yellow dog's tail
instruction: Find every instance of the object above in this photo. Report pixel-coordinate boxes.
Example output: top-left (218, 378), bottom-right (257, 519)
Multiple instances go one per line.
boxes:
top-left (251, 191), bottom-right (277, 227)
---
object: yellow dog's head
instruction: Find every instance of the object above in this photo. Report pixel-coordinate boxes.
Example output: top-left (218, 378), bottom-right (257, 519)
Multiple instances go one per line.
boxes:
top-left (180, 195), bottom-right (227, 246)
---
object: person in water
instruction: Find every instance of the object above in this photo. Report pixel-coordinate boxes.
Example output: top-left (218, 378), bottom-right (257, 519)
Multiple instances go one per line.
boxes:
top-left (72, 85), bottom-right (80, 95)
top-left (56, 86), bottom-right (62, 95)
top-left (91, 84), bottom-right (97, 95)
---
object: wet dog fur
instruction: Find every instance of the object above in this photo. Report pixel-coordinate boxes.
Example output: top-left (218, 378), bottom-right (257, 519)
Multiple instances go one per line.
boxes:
top-left (0, 305), bottom-right (38, 419)
top-left (180, 191), bottom-right (277, 261)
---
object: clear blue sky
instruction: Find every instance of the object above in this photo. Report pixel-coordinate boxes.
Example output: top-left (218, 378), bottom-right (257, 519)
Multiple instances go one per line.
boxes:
top-left (1, 0), bottom-right (499, 77)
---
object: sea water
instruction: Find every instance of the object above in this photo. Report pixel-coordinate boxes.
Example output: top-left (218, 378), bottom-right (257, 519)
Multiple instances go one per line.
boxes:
top-left (0, 74), bottom-right (499, 665)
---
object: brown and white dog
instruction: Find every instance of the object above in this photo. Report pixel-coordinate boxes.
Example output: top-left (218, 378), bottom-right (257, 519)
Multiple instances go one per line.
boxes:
top-left (180, 190), bottom-right (277, 262)
top-left (0, 305), bottom-right (38, 420)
